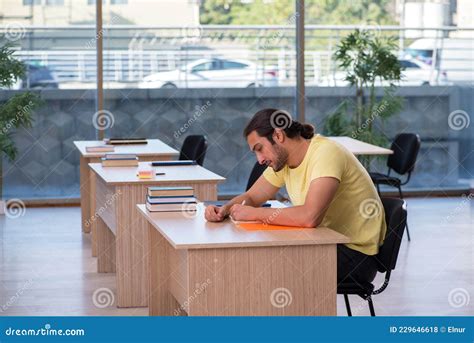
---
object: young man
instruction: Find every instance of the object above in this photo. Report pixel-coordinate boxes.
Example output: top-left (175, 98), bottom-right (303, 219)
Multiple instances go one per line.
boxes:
top-left (205, 108), bottom-right (387, 286)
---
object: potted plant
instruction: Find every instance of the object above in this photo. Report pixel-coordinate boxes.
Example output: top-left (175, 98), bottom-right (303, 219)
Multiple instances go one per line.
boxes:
top-left (323, 29), bottom-right (404, 169)
top-left (0, 43), bottom-right (42, 214)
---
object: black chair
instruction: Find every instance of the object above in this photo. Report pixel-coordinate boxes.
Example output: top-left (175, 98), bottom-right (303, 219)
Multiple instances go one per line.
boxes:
top-left (179, 135), bottom-right (207, 166)
top-left (245, 162), bottom-right (268, 191)
top-left (370, 133), bottom-right (420, 241)
top-left (337, 197), bottom-right (407, 316)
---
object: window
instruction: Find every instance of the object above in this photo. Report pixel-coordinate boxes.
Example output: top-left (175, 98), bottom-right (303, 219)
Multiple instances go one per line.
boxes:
top-left (222, 61), bottom-right (248, 70)
top-left (46, 0), bottom-right (64, 5)
top-left (111, 0), bottom-right (127, 4)
top-left (88, 0), bottom-right (106, 4)
top-left (400, 60), bottom-right (421, 69)
top-left (23, 0), bottom-right (41, 5)
top-left (3, 2), bottom-right (97, 199)
top-left (191, 62), bottom-right (214, 72)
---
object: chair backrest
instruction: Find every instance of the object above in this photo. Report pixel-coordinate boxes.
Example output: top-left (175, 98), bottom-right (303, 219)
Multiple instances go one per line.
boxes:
top-left (375, 197), bottom-right (407, 273)
top-left (387, 133), bottom-right (421, 175)
top-left (245, 162), bottom-right (267, 191)
top-left (179, 135), bottom-right (207, 166)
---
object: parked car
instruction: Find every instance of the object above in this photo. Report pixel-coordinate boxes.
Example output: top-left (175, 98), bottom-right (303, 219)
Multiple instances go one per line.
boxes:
top-left (9, 63), bottom-right (59, 89)
top-left (138, 58), bottom-right (279, 89)
top-left (403, 38), bottom-right (474, 85)
top-left (319, 58), bottom-right (447, 86)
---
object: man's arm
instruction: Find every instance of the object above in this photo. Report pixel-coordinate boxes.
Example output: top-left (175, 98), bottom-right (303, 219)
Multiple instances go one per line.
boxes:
top-left (205, 175), bottom-right (280, 222)
top-left (230, 177), bottom-right (339, 228)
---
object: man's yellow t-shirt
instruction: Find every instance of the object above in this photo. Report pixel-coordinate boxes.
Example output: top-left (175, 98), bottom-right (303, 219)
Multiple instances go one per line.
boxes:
top-left (263, 134), bottom-right (386, 255)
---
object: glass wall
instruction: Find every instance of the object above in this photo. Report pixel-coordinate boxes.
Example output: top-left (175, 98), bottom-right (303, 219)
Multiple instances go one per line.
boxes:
top-left (302, 1), bottom-right (473, 191)
top-left (0, 0), bottom-right (97, 199)
top-left (1, 0), bottom-right (471, 200)
top-left (101, 0), bottom-right (297, 195)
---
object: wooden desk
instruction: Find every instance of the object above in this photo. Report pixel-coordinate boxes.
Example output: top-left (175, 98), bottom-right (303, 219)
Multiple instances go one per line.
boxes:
top-left (137, 203), bottom-right (349, 316)
top-left (74, 139), bottom-right (179, 255)
top-left (328, 136), bottom-right (393, 155)
top-left (74, 139), bottom-right (179, 236)
top-left (91, 162), bottom-right (225, 308)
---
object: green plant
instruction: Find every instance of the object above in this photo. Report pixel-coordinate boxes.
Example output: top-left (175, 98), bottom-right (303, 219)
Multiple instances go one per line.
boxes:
top-left (0, 43), bottom-right (42, 199)
top-left (323, 29), bottom-right (403, 168)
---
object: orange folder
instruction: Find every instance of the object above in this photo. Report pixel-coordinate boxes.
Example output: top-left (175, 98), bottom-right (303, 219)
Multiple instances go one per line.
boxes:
top-left (237, 222), bottom-right (306, 231)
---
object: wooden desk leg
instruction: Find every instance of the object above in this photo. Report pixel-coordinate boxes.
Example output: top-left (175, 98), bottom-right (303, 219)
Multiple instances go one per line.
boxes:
top-left (114, 185), bottom-right (149, 308)
top-left (187, 245), bottom-right (337, 316)
top-left (96, 216), bottom-right (116, 273)
top-left (79, 156), bottom-right (91, 233)
top-left (148, 223), bottom-right (182, 316)
top-left (90, 170), bottom-right (97, 257)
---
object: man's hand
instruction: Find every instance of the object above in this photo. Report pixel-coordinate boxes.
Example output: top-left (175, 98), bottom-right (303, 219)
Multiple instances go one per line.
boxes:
top-left (204, 205), bottom-right (229, 222)
top-left (229, 204), bottom-right (258, 222)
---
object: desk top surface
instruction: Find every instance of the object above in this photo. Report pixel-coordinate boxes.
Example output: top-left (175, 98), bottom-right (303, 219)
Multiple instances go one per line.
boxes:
top-left (74, 139), bottom-right (179, 158)
top-left (89, 162), bottom-right (225, 185)
top-left (328, 136), bottom-right (393, 155)
top-left (137, 202), bottom-right (349, 250)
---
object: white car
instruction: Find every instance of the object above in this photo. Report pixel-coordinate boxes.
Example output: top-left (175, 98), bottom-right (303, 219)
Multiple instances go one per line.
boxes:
top-left (319, 59), bottom-right (447, 86)
top-left (138, 58), bottom-right (278, 89)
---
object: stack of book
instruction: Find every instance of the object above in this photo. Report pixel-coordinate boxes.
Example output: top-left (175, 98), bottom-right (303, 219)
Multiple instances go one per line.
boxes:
top-left (101, 153), bottom-right (139, 167)
top-left (86, 145), bottom-right (115, 153)
top-left (146, 186), bottom-right (197, 212)
top-left (104, 137), bottom-right (148, 145)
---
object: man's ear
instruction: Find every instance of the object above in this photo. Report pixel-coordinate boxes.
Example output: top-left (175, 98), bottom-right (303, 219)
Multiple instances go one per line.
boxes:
top-left (273, 128), bottom-right (285, 143)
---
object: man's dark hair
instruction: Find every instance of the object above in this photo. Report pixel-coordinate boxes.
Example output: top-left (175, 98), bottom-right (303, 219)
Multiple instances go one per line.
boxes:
top-left (243, 108), bottom-right (315, 143)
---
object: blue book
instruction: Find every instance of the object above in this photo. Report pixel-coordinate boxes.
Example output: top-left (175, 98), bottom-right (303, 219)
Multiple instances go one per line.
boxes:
top-left (151, 160), bottom-right (197, 166)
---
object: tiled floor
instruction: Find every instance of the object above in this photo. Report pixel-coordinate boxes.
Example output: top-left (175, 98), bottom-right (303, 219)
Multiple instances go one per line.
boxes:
top-left (0, 197), bottom-right (472, 316)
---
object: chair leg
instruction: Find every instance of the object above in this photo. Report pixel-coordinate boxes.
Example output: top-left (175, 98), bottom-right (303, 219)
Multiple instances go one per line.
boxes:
top-left (367, 296), bottom-right (376, 316)
top-left (343, 294), bottom-right (352, 316)
top-left (396, 185), bottom-right (411, 241)
top-left (396, 185), bottom-right (403, 199)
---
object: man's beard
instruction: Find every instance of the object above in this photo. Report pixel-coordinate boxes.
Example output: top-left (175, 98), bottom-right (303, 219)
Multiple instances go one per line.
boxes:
top-left (272, 144), bottom-right (289, 172)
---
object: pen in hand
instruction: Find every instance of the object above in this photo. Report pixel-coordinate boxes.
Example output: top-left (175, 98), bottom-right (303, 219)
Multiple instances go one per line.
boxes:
top-left (230, 199), bottom-right (246, 222)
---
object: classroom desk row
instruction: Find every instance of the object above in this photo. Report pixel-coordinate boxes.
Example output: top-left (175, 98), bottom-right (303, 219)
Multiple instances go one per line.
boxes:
top-left (73, 138), bottom-right (392, 315)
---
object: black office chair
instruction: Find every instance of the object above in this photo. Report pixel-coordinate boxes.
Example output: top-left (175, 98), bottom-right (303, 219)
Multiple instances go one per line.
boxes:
top-left (370, 133), bottom-right (420, 241)
top-left (337, 197), bottom-right (407, 316)
top-left (245, 162), bottom-right (268, 191)
top-left (179, 135), bottom-right (208, 166)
